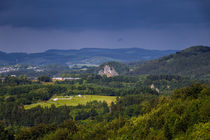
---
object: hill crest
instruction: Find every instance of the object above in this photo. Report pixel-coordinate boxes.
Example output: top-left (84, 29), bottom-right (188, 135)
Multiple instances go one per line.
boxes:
top-left (131, 46), bottom-right (210, 79)
top-left (0, 48), bottom-right (177, 66)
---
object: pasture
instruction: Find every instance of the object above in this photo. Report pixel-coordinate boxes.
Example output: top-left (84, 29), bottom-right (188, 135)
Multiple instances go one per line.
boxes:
top-left (24, 95), bottom-right (116, 109)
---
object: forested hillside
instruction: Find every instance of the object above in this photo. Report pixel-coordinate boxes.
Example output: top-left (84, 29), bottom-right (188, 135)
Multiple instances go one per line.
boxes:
top-left (131, 46), bottom-right (210, 79)
top-left (1, 81), bottom-right (209, 140)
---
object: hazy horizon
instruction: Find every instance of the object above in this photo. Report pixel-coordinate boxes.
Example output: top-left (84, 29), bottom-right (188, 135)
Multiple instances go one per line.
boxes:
top-left (0, 46), bottom-right (181, 54)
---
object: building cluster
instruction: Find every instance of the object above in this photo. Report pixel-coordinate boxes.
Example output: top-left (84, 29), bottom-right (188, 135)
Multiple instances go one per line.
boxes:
top-left (26, 66), bottom-right (44, 72)
top-left (0, 66), bottom-right (19, 74)
top-left (0, 65), bottom-right (44, 74)
top-left (52, 77), bottom-right (80, 81)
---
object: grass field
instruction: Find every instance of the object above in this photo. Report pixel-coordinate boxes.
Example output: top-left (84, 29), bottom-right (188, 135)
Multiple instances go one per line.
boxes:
top-left (24, 95), bottom-right (116, 109)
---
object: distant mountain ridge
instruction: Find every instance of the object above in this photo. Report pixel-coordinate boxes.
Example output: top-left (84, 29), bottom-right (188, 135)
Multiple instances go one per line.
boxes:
top-left (130, 46), bottom-right (210, 79)
top-left (0, 48), bottom-right (177, 66)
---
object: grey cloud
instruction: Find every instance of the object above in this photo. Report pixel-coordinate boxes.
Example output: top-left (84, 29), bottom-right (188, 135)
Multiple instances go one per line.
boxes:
top-left (0, 26), bottom-right (210, 53)
top-left (0, 0), bottom-right (209, 30)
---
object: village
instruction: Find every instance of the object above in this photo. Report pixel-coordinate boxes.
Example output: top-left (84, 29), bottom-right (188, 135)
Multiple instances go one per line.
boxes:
top-left (0, 65), bottom-right (44, 74)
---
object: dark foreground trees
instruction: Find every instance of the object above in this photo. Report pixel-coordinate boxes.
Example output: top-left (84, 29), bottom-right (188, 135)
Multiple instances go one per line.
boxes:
top-left (1, 83), bottom-right (208, 140)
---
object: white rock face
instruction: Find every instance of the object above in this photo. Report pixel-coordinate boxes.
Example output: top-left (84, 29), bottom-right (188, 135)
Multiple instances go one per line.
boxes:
top-left (150, 84), bottom-right (159, 93)
top-left (98, 65), bottom-right (119, 77)
top-left (150, 84), bottom-right (155, 89)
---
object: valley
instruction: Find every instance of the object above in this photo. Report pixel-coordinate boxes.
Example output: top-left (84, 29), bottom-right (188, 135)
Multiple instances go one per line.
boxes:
top-left (0, 46), bottom-right (209, 140)
top-left (1, 1), bottom-right (209, 139)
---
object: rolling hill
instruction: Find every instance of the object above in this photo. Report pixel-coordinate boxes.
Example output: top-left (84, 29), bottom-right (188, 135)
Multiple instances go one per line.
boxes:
top-left (130, 46), bottom-right (210, 79)
top-left (0, 48), bottom-right (177, 66)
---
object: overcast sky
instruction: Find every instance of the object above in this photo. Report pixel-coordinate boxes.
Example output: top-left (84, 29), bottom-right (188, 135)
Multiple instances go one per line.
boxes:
top-left (0, 0), bottom-right (210, 53)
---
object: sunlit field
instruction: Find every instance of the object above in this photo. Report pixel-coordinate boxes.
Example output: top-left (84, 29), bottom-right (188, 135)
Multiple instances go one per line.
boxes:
top-left (24, 95), bottom-right (116, 109)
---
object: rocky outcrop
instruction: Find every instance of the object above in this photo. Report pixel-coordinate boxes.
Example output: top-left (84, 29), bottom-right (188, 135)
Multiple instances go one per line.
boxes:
top-left (150, 84), bottom-right (160, 93)
top-left (98, 65), bottom-right (119, 77)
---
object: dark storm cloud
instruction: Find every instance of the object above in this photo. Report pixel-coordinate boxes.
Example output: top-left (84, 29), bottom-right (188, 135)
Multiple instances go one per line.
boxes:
top-left (0, 0), bottom-right (209, 30)
top-left (0, 0), bottom-right (209, 53)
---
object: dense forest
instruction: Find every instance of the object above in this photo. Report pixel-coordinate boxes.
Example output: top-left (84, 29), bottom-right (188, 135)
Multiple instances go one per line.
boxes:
top-left (0, 74), bottom-right (209, 140)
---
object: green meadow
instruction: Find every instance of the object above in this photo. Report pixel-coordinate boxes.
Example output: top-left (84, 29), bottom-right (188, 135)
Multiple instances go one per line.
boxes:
top-left (24, 95), bottom-right (116, 109)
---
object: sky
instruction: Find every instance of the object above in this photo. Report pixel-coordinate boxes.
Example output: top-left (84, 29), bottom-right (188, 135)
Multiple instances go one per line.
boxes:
top-left (0, 0), bottom-right (210, 53)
